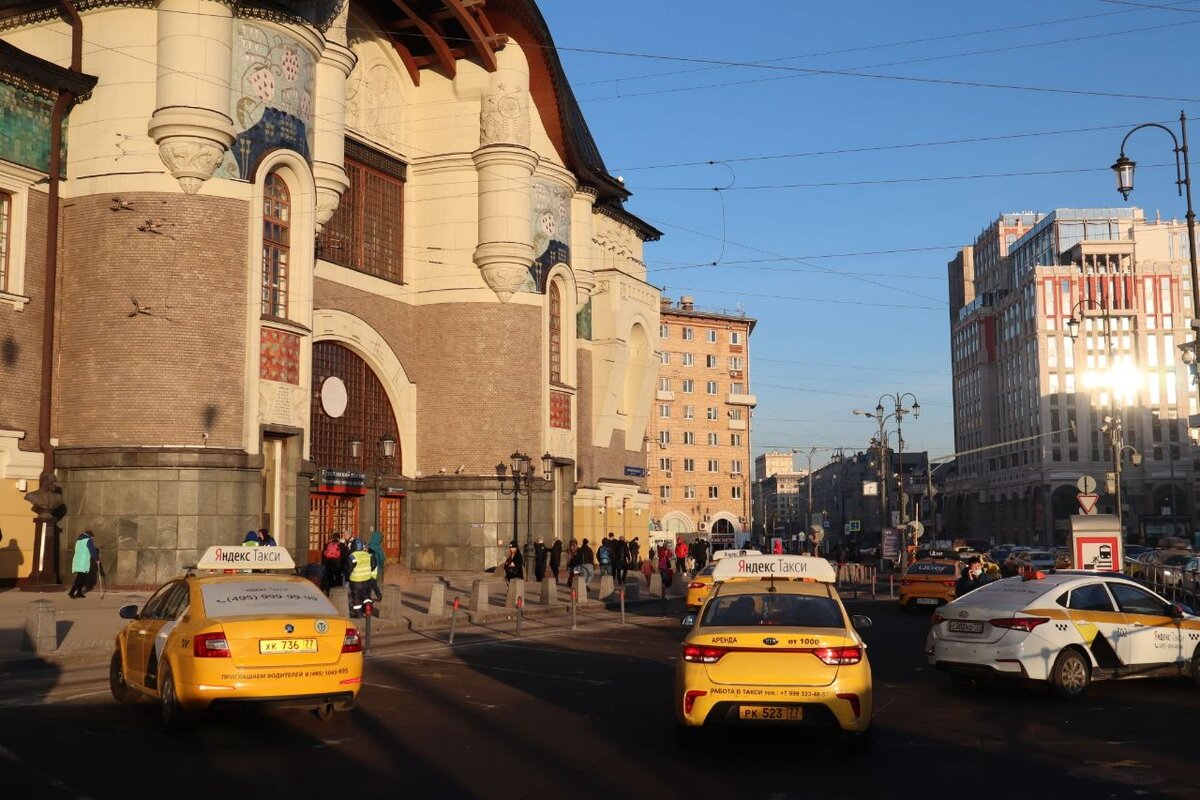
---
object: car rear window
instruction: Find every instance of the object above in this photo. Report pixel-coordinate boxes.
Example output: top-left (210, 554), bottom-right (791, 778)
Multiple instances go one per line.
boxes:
top-left (1164, 555), bottom-right (1191, 566)
top-left (200, 580), bottom-right (337, 618)
top-left (907, 562), bottom-right (956, 576)
top-left (701, 594), bottom-right (844, 628)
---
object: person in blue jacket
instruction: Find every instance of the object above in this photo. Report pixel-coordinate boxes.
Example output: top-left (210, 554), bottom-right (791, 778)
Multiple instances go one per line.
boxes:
top-left (67, 530), bottom-right (99, 599)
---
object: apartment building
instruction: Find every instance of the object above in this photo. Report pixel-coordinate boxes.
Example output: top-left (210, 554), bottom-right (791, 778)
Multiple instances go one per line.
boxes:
top-left (646, 297), bottom-right (756, 548)
top-left (946, 208), bottom-right (1198, 547)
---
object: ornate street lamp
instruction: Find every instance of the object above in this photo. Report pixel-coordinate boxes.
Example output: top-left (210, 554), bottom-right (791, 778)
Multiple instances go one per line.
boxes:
top-left (496, 451), bottom-right (554, 580)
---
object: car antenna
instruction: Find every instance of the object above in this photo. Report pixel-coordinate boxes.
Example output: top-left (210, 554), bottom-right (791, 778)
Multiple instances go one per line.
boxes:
top-left (767, 572), bottom-right (777, 593)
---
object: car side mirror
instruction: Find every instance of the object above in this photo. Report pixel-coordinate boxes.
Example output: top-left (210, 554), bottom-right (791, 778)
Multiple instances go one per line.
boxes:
top-left (851, 614), bottom-right (873, 630)
top-left (119, 604), bottom-right (139, 620)
top-left (681, 614), bottom-right (697, 628)
top-left (1168, 603), bottom-right (1185, 619)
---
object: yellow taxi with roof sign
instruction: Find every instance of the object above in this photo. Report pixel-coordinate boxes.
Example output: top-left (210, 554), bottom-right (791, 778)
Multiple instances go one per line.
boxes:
top-left (675, 555), bottom-right (873, 745)
top-left (685, 548), bottom-right (761, 612)
top-left (899, 550), bottom-right (962, 610)
top-left (110, 546), bottom-right (363, 729)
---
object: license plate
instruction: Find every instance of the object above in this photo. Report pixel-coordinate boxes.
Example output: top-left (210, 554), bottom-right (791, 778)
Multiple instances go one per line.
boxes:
top-left (916, 598), bottom-right (939, 605)
top-left (948, 620), bottom-right (984, 633)
top-left (738, 706), bottom-right (802, 721)
top-left (259, 638), bottom-right (317, 654)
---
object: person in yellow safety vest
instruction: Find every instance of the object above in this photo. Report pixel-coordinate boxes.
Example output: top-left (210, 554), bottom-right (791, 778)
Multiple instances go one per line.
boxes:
top-left (346, 538), bottom-right (378, 618)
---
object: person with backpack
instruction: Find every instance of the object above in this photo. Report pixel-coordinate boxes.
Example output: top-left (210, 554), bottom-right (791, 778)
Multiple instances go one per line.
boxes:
top-left (321, 532), bottom-right (345, 593)
top-left (346, 538), bottom-right (377, 618)
top-left (597, 534), bottom-right (613, 576)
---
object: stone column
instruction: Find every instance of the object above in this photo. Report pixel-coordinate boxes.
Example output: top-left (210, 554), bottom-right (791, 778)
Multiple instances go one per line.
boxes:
top-left (571, 186), bottom-right (598, 303)
top-left (473, 50), bottom-right (538, 302)
top-left (312, 6), bottom-right (356, 229)
top-left (147, 0), bottom-right (236, 193)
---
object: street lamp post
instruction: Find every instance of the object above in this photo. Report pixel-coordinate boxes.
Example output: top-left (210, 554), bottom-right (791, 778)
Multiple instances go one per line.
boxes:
top-left (496, 452), bottom-right (554, 581)
top-left (349, 434), bottom-right (397, 539)
top-left (1112, 112), bottom-right (1200, 377)
top-left (854, 392), bottom-right (920, 570)
top-left (792, 446), bottom-right (828, 554)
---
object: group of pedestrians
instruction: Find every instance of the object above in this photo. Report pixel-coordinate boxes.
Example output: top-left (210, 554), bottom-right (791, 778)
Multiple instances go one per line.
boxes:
top-left (318, 530), bottom-right (386, 617)
top-left (500, 533), bottom-right (718, 592)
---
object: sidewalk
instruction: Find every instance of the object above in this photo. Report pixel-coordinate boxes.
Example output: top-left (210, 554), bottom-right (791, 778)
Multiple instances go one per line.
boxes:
top-left (0, 568), bottom-right (689, 673)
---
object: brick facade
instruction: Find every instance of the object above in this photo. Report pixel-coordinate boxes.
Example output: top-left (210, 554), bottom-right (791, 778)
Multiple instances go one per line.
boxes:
top-left (0, 191), bottom-right (47, 446)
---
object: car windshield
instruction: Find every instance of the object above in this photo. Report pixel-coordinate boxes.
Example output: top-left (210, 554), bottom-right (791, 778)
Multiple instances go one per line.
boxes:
top-left (1164, 555), bottom-right (1191, 566)
top-left (200, 580), bottom-right (338, 618)
top-left (699, 565), bottom-right (716, 577)
top-left (907, 562), bottom-right (956, 576)
top-left (1028, 551), bottom-right (1052, 560)
top-left (700, 594), bottom-right (844, 628)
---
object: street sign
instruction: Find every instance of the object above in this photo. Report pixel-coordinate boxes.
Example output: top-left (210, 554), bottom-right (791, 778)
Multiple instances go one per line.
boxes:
top-left (908, 520), bottom-right (925, 540)
top-left (1076, 493), bottom-right (1100, 515)
top-left (848, 520), bottom-right (861, 532)
top-left (1076, 475), bottom-right (1097, 494)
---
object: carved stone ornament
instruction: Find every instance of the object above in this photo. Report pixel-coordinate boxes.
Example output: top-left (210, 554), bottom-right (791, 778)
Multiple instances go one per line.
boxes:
top-left (479, 262), bottom-right (531, 303)
top-left (158, 138), bottom-right (227, 194)
top-left (479, 84), bottom-right (530, 147)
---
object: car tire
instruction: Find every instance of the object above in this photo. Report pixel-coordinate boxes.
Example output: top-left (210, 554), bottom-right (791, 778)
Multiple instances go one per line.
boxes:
top-left (109, 649), bottom-right (137, 704)
top-left (159, 662), bottom-right (191, 731)
top-left (1190, 649), bottom-right (1200, 688)
top-left (1050, 648), bottom-right (1091, 699)
top-left (312, 703), bottom-right (336, 722)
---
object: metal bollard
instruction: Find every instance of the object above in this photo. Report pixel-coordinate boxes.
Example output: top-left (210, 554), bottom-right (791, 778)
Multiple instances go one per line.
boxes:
top-left (516, 595), bottom-right (524, 637)
top-left (620, 589), bottom-right (626, 625)
top-left (449, 596), bottom-right (460, 645)
top-left (871, 567), bottom-right (877, 599)
top-left (889, 574), bottom-right (895, 600)
top-left (571, 589), bottom-right (577, 630)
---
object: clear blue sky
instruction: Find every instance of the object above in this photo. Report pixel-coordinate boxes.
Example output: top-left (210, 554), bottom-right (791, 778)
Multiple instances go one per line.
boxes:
top-left (538, 0), bottom-right (1200, 470)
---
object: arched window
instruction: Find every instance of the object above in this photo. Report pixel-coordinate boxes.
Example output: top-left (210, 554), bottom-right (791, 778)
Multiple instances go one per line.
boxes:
top-left (262, 173), bottom-right (290, 318)
top-left (549, 281), bottom-right (562, 383)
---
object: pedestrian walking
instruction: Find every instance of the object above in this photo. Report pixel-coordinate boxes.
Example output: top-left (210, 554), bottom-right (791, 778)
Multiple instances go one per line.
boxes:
top-left (534, 537), bottom-right (547, 582)
top-left (598, 535), bottom-right (613, 576)
top-left (346, 538), bottom-right (377, 618)
top-left (614, 535), bottom-right (630, 585)
top-left (658, 543), bottom-right (674, 590)
top-left (629, 537), bottom-right (640, 572)
top-left (579, 538), bottom-right (595, 585)
top-left (693, 537), bottom-right (708, 571)
top-left (321, 531), bottom-right (346, 592)
top-left (67, 530), bottom-right (98, 599)
top-left (674, 536), bottom-right (690, 576)
top-left (549, 538), bottom-right (563, 584)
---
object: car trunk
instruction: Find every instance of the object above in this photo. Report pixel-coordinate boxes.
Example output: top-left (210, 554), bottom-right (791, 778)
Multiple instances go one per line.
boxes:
top-left (212, 616), bottom-right (347, 668)
top-left (935, 582), bottom-right (1048, 644)
top-left (698, 628), bottom-right (858, 687)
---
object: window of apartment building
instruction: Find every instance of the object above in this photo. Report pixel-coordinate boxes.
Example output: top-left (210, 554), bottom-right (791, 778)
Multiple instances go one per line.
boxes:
top-left (706, 407), bottom-right (719, 420)
top-left (707, 330), bottom-right (717, 343)
top-left (660, 323), bottom-right (669, 338)
top-left (659, 377), bottom-right (671, 392)
top-left (683, 405), bottom-right (695, 419)
top-left (706, 380), bottom-right (718, 395)
top-left (731, 382), bottom-right (745, 394)
top-left (683, 431), bottom-right (696, 445)
top-left (658, 430), bottom-right (670, 445)
top-left (659, 457), bottom-right (671, 471)
top-left (659, 486), bottom-right (671, 500)
top-left (707, 432), bottom-right (719, 446)
top-left (549, 282), bottom-right (562, 383)
top-left (318, 141), bottom-right (405, 282)
top-left (262, 172), bottom-right (290, 318)
top-left (708, 486), bottom-right (720, 499)
top-left (0, 191), bottom-right (9, 293)
top-left (707, 459), bottom-right (720, 472)
top-left (682, 327), bottom-right (694, 340)
top-left (706, 354), bottom-right (718, 368)
top-left (683, 458), bottom-right (695, 471)
top-left (682, 379), bottom-right (695, 393)
top-left (659, 404), bottom-right (670, 418)
top-left (731, 485), bottom-right (743, 500)
top-left (729, 408), bottom-right (743, 421)
top-left (660, 351), bottom-right (670, 365)
top-left (730, 331), bottom-right (742, 345)
top-left (731, 459), bottom-right (742, 474)
top-left (684, 486), bottom-right (696, 499)
top-left (682, 353), bottom-right (694, 366)
top-left (729, 356), bottom-right (744, 371)
top-left (730, 433), bottom-right (742, 446)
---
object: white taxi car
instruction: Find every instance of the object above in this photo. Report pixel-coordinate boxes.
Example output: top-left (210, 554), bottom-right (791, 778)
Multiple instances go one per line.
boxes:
top-left (675, 555), bottom-right (873, 744)
top-left (926, 571), bottom-right (1200, 698)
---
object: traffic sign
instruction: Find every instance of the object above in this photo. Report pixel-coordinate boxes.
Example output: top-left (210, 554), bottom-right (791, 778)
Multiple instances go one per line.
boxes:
top-left (1076, 493), bottom-right (1100, 515)
top-left (1076, 475), bottom-right (1097, 494)
top-left (907, 520), bottom-right (925, 540)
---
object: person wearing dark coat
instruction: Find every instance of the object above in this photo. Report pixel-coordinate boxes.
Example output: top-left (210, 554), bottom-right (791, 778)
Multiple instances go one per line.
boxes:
top-left (503, 543), bottom-right (524, 582)
top-left (693, 538), bottom-right (709, 571)
top-left (533, 538), bottom-right (547, 582)
top-left (956, 557), bottom-right (992, 598)
top-left (548, 539), bottom-right (563, 583)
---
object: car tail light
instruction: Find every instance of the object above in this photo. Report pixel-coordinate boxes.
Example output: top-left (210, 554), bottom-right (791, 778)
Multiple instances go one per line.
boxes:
top-left (931, 613), bottom-right (945, 624)
top-left (342, 627), bottom-right (363, 653)
top-left (683, 690), bottom-right (707, 714)
top-left (942, 580), bottom-right (957, 587)
top-left (193, 632), bottom-right (230, 658)
top-left (989, 616), bottom-right (1050, 632)
top-left (688, 582), bottom-right (706, 590)
top-left (814, 646), bottom-right (862, 666)
top-left (899, 579), bottom-right (912, 586)
top-left (682, 644), bottom-right (727, 664)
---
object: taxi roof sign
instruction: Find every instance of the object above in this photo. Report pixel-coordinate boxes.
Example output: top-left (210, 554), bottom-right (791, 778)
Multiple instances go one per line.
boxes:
top-left (195, 545), bottom-right (295, 571)
top-left (711, 554), bottom-right (836, 584)
top-left (710, 548), bottom-right (762, 561)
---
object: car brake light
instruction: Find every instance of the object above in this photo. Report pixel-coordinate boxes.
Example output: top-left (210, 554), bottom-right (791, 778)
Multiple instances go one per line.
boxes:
top-left (931, 613), bottom-right (945, 624)
top-left (942, 580), bottom-right (957, 587)
top-left (193, 632), bottom-right (230, 658)
top-left (899, 579), bottom-right (912, 586)
top-left (683, 690), bottom-right (707, 714)
top-left (342, 627), bottom-right (363, 653)
top-left (989, 616), bottom-right (1050, 632)
top-left (682, 644), bottom-right (727, 664)
top-left (814, 646), bottom-right (862, 666)
top-left (688, 582), bottom-right (706, 590)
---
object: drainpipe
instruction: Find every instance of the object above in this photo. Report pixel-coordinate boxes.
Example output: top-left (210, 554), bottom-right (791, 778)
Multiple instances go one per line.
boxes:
top-left (23, 0), bottom-right (82, 587)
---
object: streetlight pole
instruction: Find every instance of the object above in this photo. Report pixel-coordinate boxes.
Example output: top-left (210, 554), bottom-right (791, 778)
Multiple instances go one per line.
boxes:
top-left (496, 452), bottom-right (554, 581)
top-left (1112, 112), bottom-right (1199, 375)
top-left (853, 391), bottom-right (920, 570)
top-left (791, 446), bottom-right (828, 554)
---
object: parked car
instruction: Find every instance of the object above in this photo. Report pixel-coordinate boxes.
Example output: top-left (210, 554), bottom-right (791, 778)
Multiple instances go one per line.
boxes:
top-left (1142, 553), bottom-right (1194, 588)
top-left (1182, 557), bottom-right (1200, 595)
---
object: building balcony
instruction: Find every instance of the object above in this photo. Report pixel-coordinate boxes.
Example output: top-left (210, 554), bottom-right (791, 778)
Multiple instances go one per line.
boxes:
top-left (728, 419), bottom-right (746, 430)
top-left (656, 390), bottom-right (675, 401)
top-left (725, 393), bottom-right (757, 407)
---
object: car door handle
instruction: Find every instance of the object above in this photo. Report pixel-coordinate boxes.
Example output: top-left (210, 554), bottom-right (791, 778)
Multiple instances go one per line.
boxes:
top-left (1131, 622), bottom-right (1145, 628)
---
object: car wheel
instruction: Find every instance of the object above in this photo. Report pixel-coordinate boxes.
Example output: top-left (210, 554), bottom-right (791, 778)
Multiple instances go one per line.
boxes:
top-left (1190, 649), bottom-right (1200, 688)
top-left (109, 650), bottom-right (137, 704)
top-left (1050, 649), bottom-right (1090, 699)
top-left (159, 663), bottom-right (190, 731)
top-left (312, 703), bottom-right (336, 722)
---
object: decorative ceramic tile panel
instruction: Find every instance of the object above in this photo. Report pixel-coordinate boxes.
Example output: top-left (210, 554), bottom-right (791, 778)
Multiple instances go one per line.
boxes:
top-left (260, 327), bottom-right (300, 384)
top-left (550, 390), bottom-right (572, 430)
top-left (0, 82), bottom-right (63, 174)
top-left (523, 179), bottom-right (572, 293)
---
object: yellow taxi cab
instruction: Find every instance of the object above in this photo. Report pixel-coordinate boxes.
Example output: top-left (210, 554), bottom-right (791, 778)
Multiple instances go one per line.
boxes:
top-left (110, 546), bottom-right (363, 729)
top-left (899, 551), bottom-right (962, 611)
top-left (675, 555), bottom-right (873, 746)
top-left (685, 548), bottom-right (761, 612)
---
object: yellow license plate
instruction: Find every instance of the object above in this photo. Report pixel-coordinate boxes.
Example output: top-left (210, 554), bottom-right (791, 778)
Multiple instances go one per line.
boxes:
top-left (259, 638), bottom-right (317, 654)
top-left (738, 706), bottom-right (802, 721)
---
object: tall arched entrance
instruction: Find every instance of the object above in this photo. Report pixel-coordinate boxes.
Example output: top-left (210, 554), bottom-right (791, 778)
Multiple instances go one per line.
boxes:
top-left (309, 342), bottom-right (404, 562)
